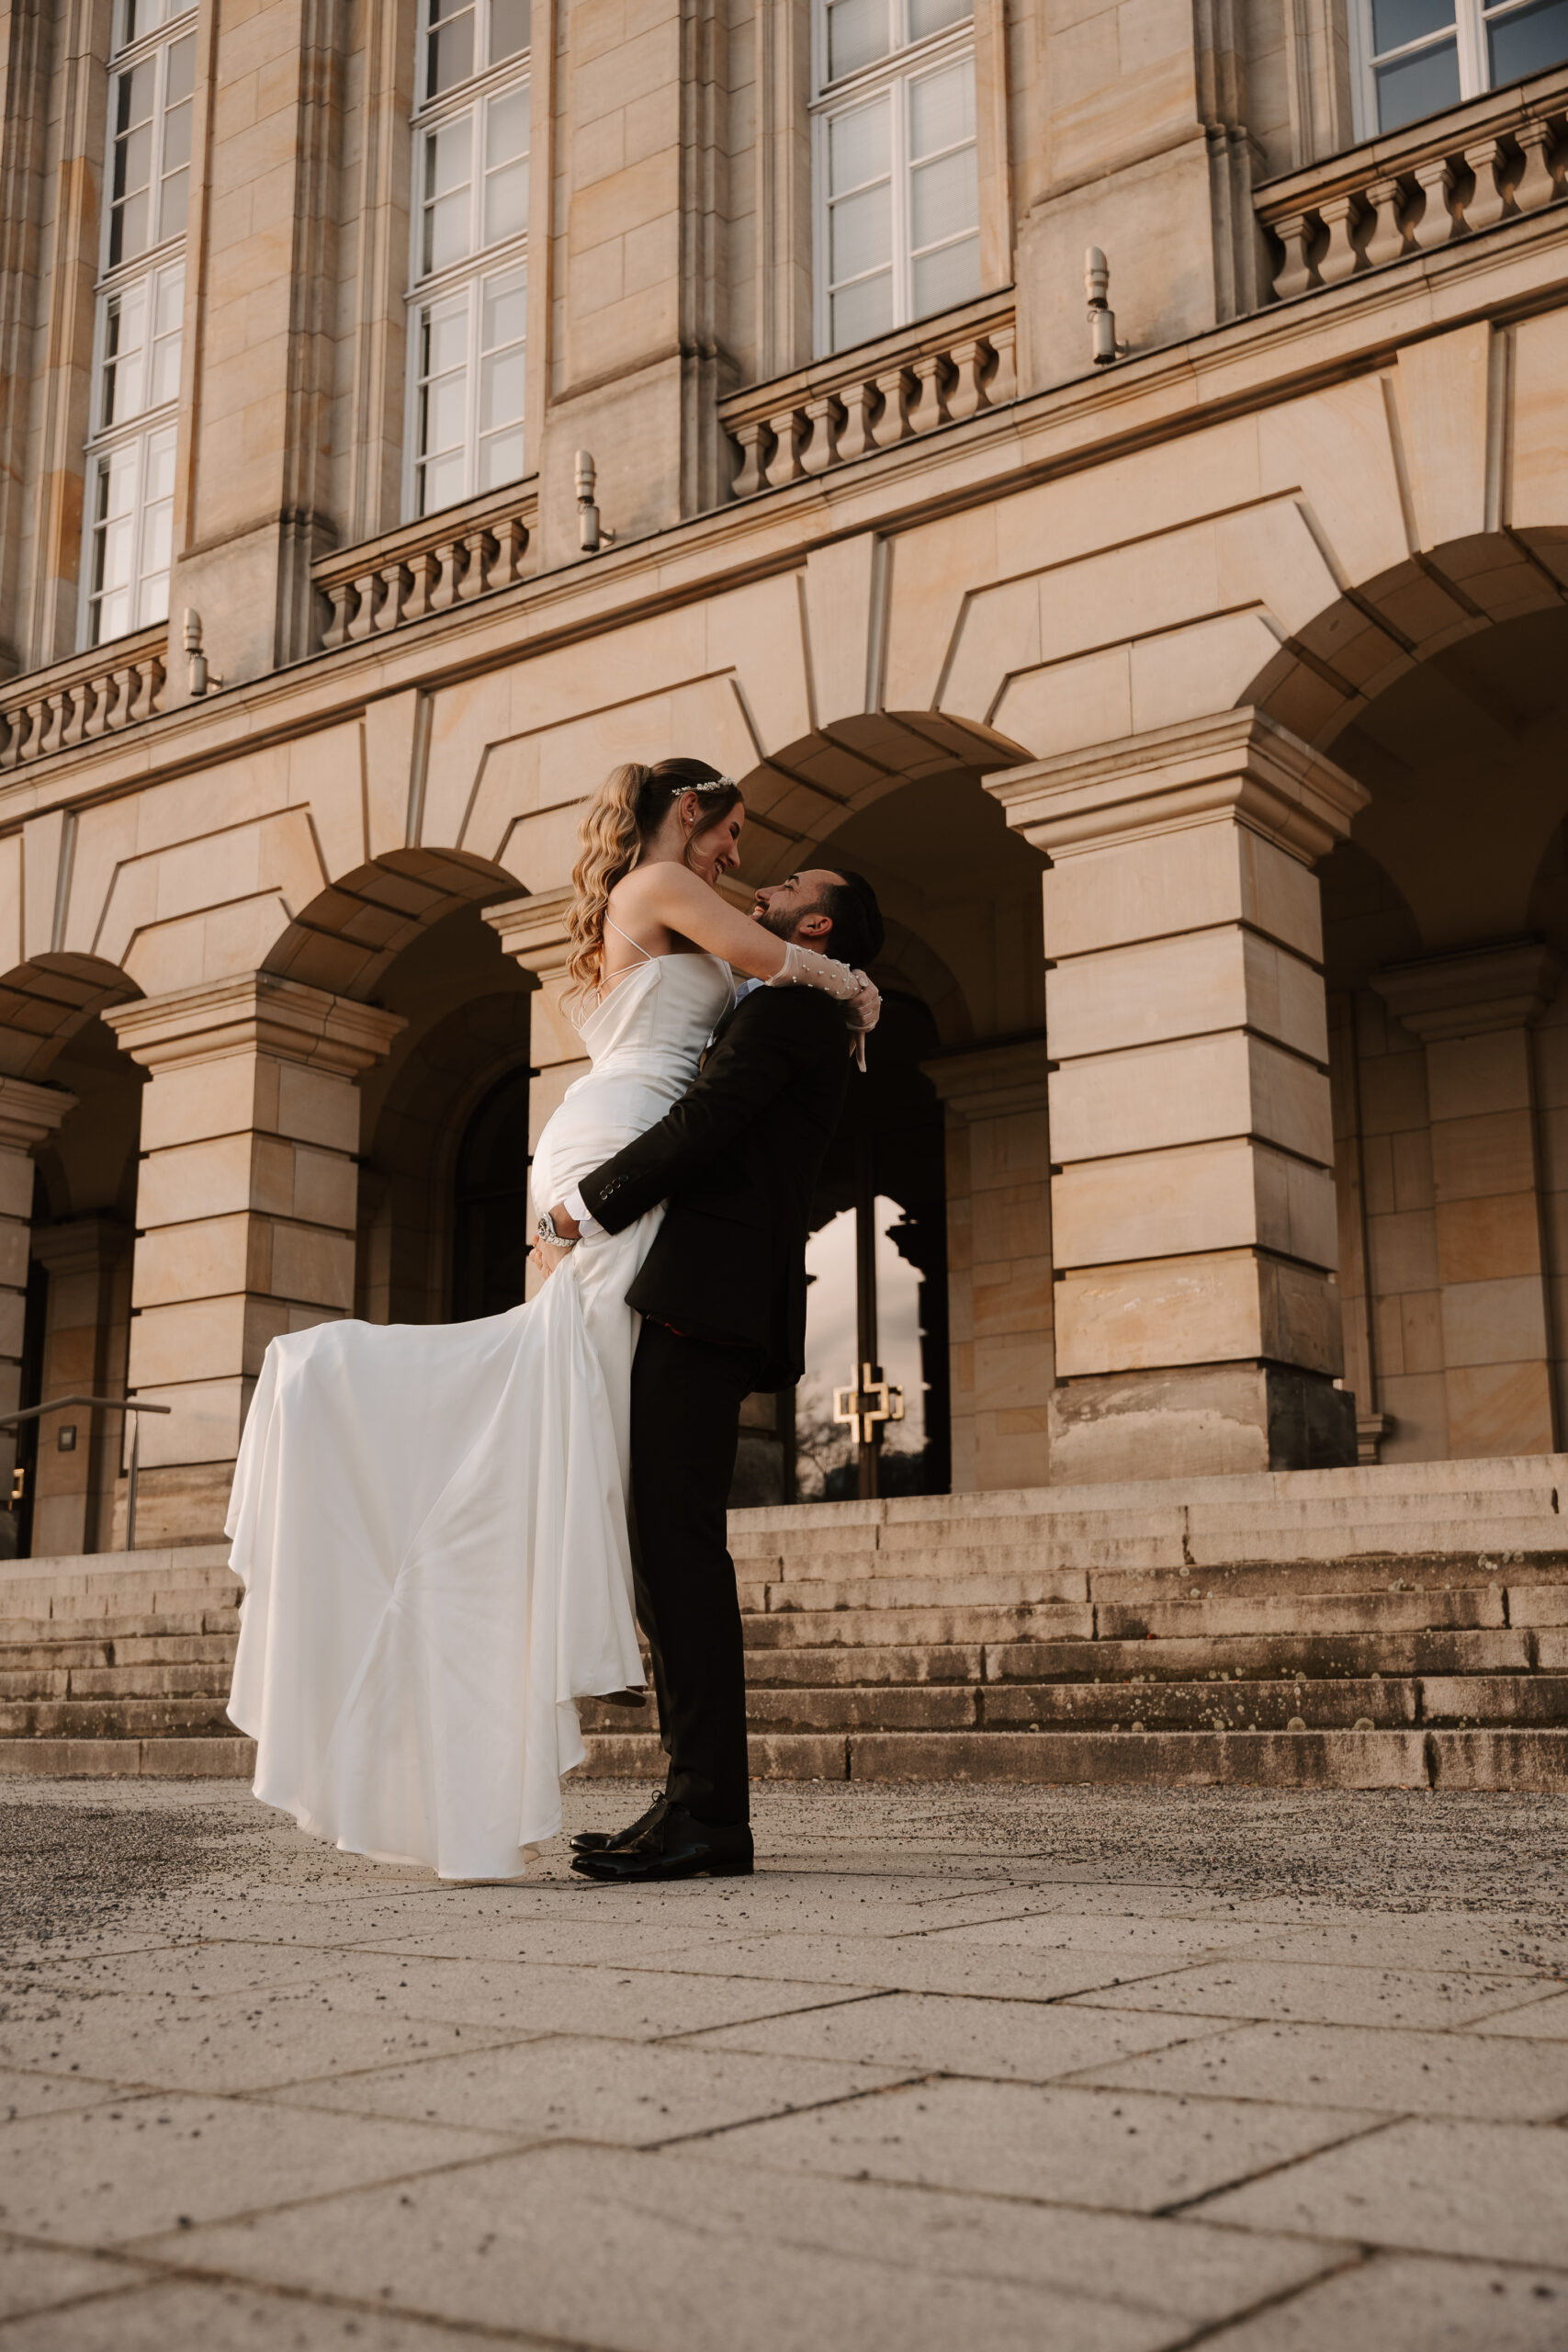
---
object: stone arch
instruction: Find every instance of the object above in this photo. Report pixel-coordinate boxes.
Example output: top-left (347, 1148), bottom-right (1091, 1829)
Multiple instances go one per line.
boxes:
top-left (260, 847), bottom-right (524, 1001)
top-left (0, 953), bottom-right (141, 1083)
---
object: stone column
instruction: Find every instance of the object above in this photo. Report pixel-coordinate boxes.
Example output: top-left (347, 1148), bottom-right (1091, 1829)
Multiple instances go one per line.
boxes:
top-left (28, 1216), bottom-right (131, 1559)
top-left (923, 1041), bottom-right (1054, 1494)
top-left (987, 710), bottom-right (1369, 1485)
top-left (0, 1077), bottom-right (76, 1548)
top-left (1372, 942), bottom-right (1562, 1459)
top-left (105, 978), bottom-right (405, 1544)
top-left (483, 892), bottom-right (587, 1294)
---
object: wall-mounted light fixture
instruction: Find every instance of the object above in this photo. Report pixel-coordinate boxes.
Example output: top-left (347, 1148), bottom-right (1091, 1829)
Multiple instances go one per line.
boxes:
top-left (575, 452), bottom-right (615, 554)
top-left (183, 609), bottom-right (223, 696)
top-left (1085, 248), bottom-right (1129, 368)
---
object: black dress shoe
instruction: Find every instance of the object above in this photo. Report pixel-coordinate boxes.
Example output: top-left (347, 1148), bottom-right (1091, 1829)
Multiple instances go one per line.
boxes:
top-left (570, 1792), bottom-right (670, 1856)
top-left (571, 1803), bottom-right (753, 1882)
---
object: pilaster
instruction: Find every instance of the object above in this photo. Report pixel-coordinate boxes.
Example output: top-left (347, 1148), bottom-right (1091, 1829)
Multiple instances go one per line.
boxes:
top-left (988, 709), bottom-right (1369, 1485)
top-left (1372, 941), bottom-right (1562, 1461)
top-left (105, 976), bottom-right (404, 1544)
top-left (923, 1039), bottom-right (1053, 1494)
top-left (0, 1074), bottom-right (76, 1538)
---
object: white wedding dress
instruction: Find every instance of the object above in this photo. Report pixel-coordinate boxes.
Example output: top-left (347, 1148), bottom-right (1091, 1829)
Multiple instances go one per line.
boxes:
top-left (224, 948), bottom-right (735, 1881)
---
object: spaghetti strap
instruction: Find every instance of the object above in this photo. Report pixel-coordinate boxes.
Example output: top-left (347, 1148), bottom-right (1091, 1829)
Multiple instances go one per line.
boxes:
top-left (604, 914), bottom-right (655, 963)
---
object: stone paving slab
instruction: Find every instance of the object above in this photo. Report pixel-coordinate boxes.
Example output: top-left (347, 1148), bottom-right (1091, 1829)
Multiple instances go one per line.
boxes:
top-left (0, 1779), bottom-right (1564, 2350)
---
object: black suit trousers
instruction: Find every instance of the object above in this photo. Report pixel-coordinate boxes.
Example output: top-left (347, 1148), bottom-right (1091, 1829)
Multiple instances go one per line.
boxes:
top-left (628, 1317), bottom-right (762, 1826)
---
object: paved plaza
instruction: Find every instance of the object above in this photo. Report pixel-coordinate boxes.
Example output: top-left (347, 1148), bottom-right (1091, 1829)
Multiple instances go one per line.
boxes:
top-left (0, 1781), bottom-right (1566, 2350)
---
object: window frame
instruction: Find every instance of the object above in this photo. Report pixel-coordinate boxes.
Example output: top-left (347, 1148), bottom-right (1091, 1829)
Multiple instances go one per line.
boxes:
top-left (1350, 0), bottom-right (1568, 137)
top-left (78, 3), bottom-right (196, 652)
top-left (403, 3), bottom-right (533, 522)
top-left (810, 0), bottom-right (980, 360)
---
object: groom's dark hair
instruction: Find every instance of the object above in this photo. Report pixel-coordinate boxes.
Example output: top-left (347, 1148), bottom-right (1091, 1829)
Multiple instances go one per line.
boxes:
top-left (814, 871), bottom-right (884, 970)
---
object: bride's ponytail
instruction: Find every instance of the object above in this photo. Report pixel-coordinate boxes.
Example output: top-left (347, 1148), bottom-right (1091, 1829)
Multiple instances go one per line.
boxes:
top-left (565, 756), bottom-right (742, 1005)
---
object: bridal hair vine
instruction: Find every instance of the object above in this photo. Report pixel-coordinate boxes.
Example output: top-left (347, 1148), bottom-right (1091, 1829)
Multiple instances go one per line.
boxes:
top-left (692, 775), bottom-right (737, 794)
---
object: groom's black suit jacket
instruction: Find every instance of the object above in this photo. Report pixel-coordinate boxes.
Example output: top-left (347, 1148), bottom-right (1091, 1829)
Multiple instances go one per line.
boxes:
top-left (578, 984), bottom-right (852, 1392)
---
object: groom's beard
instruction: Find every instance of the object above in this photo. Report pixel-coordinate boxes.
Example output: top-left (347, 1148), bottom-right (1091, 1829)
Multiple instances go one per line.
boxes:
top-left (751, 903), bottom-right (814, 944)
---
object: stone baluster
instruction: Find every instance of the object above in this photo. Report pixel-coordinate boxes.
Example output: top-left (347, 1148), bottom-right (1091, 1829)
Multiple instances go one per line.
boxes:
top-left (373, 563), bottom-right (409, 632)
top-left (946, 339), bottom-right (991, 422)
top-left (429, 541), bottom-right (463, 612)
top-left (60, 681), bottom-right (88, 749)
top-left (1463, 137), bottom-right (1509, 231)
top-left (1411, 156), bottom-right (1458, 248)
top-left (0, 708), bottom-right (15, 770)
top-left (1514, 119), bottom-right (1560, 213)
top-left (730, 418), bottom-right (769, 498)
top-left (17, 699), bottom-right (47, 762)
top-left (401, 548), bottom-right (440, 623)
top-left (799, 395), bottom-right (841, 477)
top-left (1269, 209), bottom-right (1315, 300)
top-left (107, 667), bottom-right (136, 732)
top-left (837, 380), bottom-right (879, 461)
top-left (83, 674), bottom-right (113, 739)
top-left (873, 367), bottom-right (912, 449)
top-left (488, 515), bottom-right (528, 588)
top-left (39, 693), bottom-right (66, 757)
top-left (765, 409), bottom-right (808, 488)
top-left (907, 352), bottom-right (950, 435)
top-left (457, 529), bottom-right (494, 600)
top-left (987, 323), bottom-right (1018, 404)
top-left (129, 657), bottom-right (163, 724)
top-left (1316, 194), bottom-right (1362, 283)
top-left (320, 580), bottom-right (355, 650)
top-left (1362, 177), bottom-right (1407, 267)
top-left (345, 571), bottom-right (380, 641)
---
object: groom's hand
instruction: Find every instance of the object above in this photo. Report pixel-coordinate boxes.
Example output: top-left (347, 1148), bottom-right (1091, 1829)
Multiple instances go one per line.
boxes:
top-left (547, 1203), bottom-right (581, 1241)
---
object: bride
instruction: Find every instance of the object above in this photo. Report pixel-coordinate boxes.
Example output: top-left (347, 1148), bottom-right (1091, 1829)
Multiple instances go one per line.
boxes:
top-left (224, 756), bottom-right (876, 1881)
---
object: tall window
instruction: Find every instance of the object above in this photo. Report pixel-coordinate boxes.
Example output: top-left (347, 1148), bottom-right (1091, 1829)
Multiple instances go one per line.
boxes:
top-left (1359, 0), bottom-right (1568, 131)
top-left (82, 1), bottom-right (196, 648)
top-left (813, 0), bottom-right (979, 356)
top-left (407, 0), bottom-right (531, 517)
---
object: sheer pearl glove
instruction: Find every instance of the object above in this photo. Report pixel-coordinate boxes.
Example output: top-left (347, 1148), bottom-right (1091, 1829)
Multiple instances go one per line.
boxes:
top-left (766, 941), bottom-right (881, 1066)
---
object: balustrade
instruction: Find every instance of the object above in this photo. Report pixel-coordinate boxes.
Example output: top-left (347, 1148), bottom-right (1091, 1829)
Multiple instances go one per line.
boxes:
top-left (1256, 67), bottom-right (1567, 303)
top-left (313, 489), bottom-right (536, 652)
top-left (721, 302), bottom-right (1017, 500)
top-left (0, 632), bottom-right (166, 773)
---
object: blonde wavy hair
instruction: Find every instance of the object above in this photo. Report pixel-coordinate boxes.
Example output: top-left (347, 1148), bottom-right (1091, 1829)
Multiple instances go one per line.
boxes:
top-left (565, 757), bottom-right (743, 1006)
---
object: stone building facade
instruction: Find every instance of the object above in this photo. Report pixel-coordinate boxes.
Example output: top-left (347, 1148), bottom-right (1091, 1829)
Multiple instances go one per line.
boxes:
top-left (0, 0), bottom-right (1564, 1554)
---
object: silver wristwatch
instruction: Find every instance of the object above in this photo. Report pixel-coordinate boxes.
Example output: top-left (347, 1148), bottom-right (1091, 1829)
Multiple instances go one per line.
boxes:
top-left (536, 1209), bottom-right (577, 1250)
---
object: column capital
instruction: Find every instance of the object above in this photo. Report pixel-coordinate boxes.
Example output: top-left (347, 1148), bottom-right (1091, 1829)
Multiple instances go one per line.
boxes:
top-left (29, 1216), bottom-right (132, 1278)
top-left (0, 1074), bottom-right (78, 1152)
top-left (104, 976), bottom-right (406, 1077)
top-left (1371, 939), bottom-right (1563, 1042)
top-left (482, 888), bottom-right (575, 983)
top-left (921, 1037), bottom-right (1052, 1119)
top-left (984, 709), bottom-right (1369, 866)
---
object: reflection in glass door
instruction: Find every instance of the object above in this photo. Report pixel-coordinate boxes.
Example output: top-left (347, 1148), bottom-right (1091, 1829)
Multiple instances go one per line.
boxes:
top-left (795, 990), bottom-right (949, 1500)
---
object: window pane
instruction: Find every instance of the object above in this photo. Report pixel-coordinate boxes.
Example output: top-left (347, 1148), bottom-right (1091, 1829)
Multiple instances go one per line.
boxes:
top-left (830, 182), bottom-right (892, 283)
top-left (424, 302), bottom-right (469, 375)
top-left (159, 166), bottom-right (189, 240)
top-left (102, 282), bottom-right (146, 426)
top-left (428, 114), bottom-right (473, 195)
top-left (480, 345), bottom-right (526, 431)
top-left (163, 97), bottom-right (192, 174)
top-left (423, 119), bottom-right (474, 274)
top-left (489, 0), bottom-right (532, 61)
top-left (419, 449), bottom-right (467, 513)
top-left (95, 586), bottom-right (132, 644)
top-left (428, 5), bottom-right (477, 96)
top-left (908, 0), bottom-right (970, 37)
top-left (911, 146), bottom-right (977, 247)
top-left (828, 0), bottom-right (889, 80)
top-left (144, 427), bottom-right (176, 502)
top-left (426, 371), bottom-right (468, 453)
top-left (487, 83), bottom-right (530, 163)
top-left (1486, 0), bottom-right (1568, 81)
top-left (912, 230), bottom-right (978, 314)
top-left (484, 89), bottom-right (530, 243)
top-left (483, 268), bottom-right (528, 347)
top-left (910, 57), bottom-right (976, 156)
top-left (1370, 0), bottom-right (1454, 48)
top-left (831, 270), bottom-right (893, 348)
top-left (165, 30), bottom-right (196, 104)
top-left (154, 261), bottom-right (184, 335)
top-left (1373, 35), bottom-right (1460, 124)
top-left (829, 98), bottom-right (890, 194)
top-left (479, 425), bottom-right (525, 489)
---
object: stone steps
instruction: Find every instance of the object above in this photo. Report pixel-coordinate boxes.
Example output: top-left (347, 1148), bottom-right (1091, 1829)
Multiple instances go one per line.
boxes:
top-left (4, 1458), bottom-right (1568, 1790)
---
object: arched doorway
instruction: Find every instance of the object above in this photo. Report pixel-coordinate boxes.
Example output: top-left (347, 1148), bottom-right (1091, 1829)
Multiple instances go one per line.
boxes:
top-left (451, 1064), bottom-right (536, 1319)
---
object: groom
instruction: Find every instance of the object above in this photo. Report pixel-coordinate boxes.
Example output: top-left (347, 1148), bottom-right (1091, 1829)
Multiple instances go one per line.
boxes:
top-left (542, 866), bottom-right (885, 1882)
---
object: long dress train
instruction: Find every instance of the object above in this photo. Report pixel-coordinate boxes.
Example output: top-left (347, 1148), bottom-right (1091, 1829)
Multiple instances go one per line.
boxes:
top-left (224, 950), bottom-right (735, 1881)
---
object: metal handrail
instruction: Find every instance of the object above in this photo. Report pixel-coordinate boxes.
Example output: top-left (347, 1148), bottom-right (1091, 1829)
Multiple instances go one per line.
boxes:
top-left (0, 1396), bottom-right (173, 1552)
